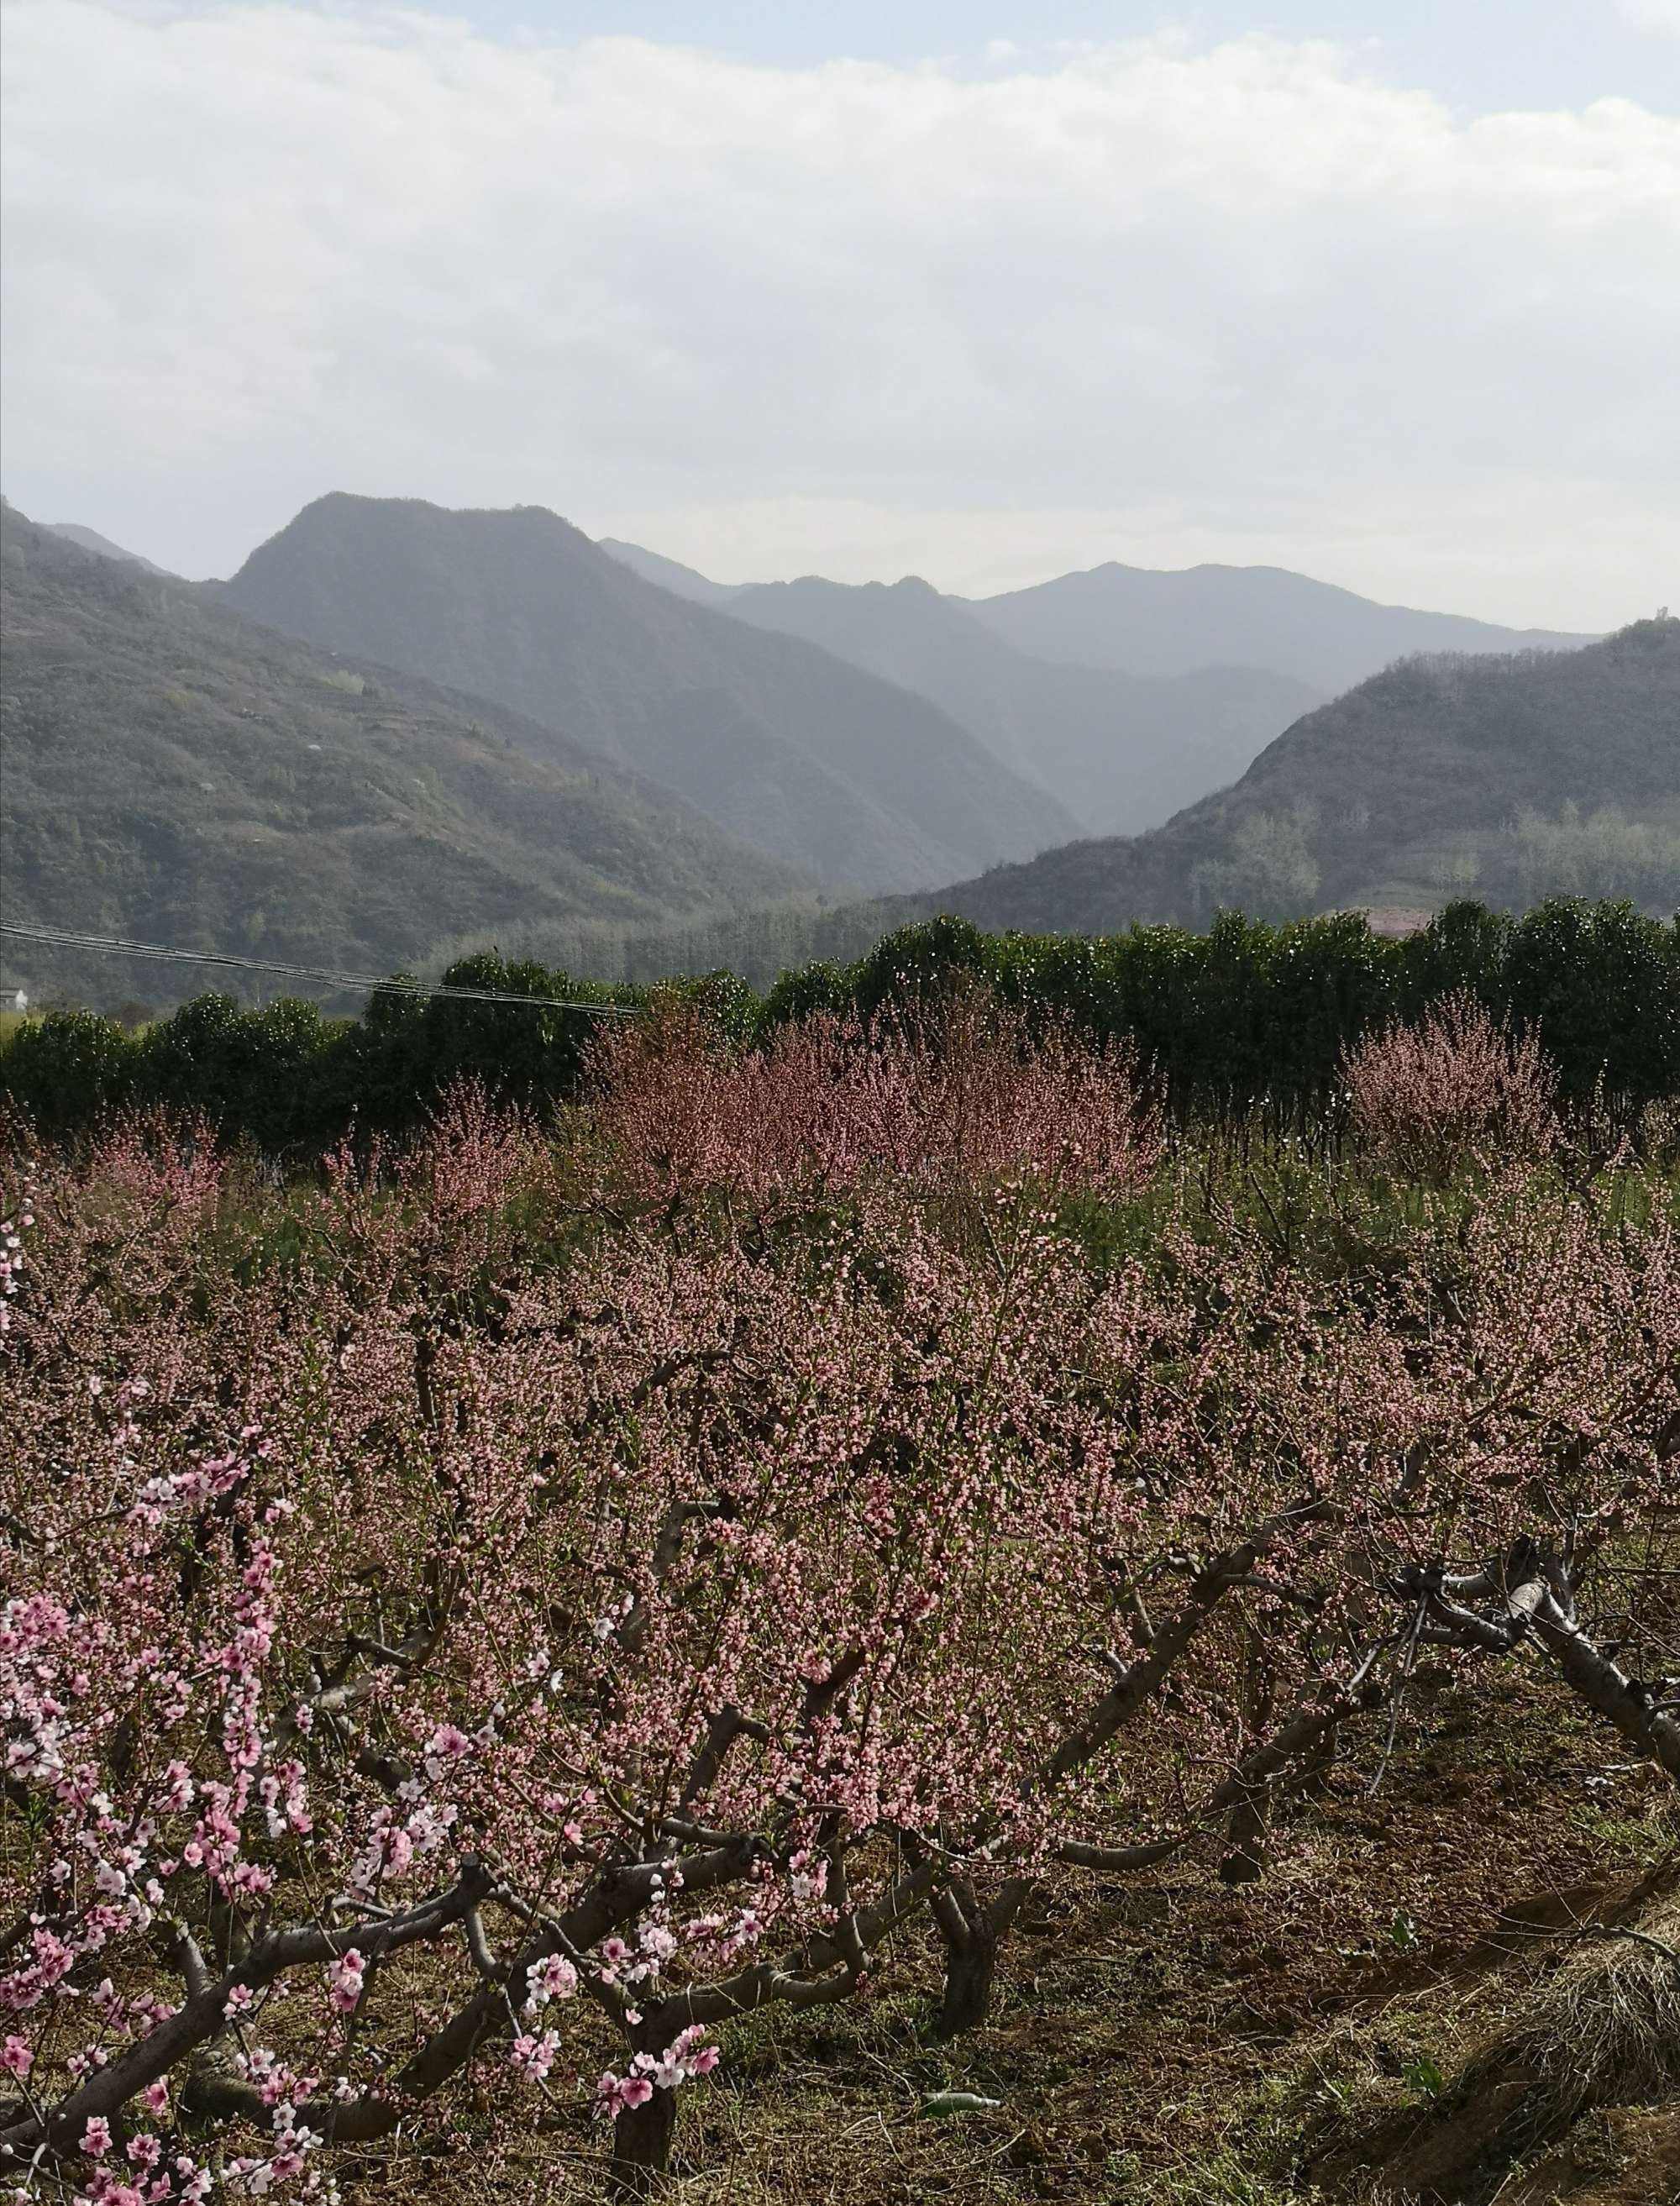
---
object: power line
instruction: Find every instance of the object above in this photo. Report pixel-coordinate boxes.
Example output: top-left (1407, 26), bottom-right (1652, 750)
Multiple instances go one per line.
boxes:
top-left (0, 922), bottom-right (638, 1016)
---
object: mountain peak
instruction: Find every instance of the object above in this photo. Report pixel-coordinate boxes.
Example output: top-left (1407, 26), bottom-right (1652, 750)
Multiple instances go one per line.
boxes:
top-left (0, 497), bottom-right (805, 1006)
top-left (217, 492), bottom-right (1075, 897)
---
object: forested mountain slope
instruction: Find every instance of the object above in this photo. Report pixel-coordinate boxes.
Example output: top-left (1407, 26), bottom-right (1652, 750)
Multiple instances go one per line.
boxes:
top-left (602, 544), bottom-right (1320, 835)
top-left (903, 622), bottom-right (1680, 935)
top-left (218, 496), bottom-right (1074, 895)
top-left (967, 559), bottom-right (1595, 693)
top-left (0, 504), bottom-right (804, 1004)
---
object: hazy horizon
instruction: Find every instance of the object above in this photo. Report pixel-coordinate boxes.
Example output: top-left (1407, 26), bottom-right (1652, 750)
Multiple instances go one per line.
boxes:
top-left (3, 3), bottom-right (1677, 628)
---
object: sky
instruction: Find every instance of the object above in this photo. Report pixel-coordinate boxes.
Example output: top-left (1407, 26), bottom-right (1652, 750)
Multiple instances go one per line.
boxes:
top-left (3, 2), bottom-right (1677, 625)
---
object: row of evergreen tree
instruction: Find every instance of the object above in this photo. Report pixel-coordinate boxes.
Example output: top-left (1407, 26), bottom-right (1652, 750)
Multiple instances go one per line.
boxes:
top-left (3, 900), bottom-right (1675, 1153)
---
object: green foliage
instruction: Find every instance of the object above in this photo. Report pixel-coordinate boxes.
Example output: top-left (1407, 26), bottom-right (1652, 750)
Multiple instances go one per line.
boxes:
top-left (136, 995), bottom-right (338, 1153)
top-left (647, 969), bottom-right (762, 1046)
top-left (848, 916), bottom-right (995, 1022)
top-left (0, 1009), bottom-right (135, 1140)
top-left (1514, 801), bottom-right (1680, 906)
top-left (401, 953), bottom-right (628, 1107)
top-left (759, 899), bottom-right (1679, 1116)
top-left (4, 900), bottom-right (1675, 1152)
top-left (1494, 899), bottom-right (1680, 1106)
top-left (0, 960), bottom-right (634, 1153)
top-left (1399, 2054), bottom-right (1447, 2104)
top-left (756, 957), bottom-right (852, 1029)
top-left (1190, 804), bottom-right (1323, 920)
top-left (1394, 897), bottom-right (1514, 1008)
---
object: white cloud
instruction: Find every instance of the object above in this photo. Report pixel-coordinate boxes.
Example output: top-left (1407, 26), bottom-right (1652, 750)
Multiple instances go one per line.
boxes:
top-left (2, 4), bottom-right (1676, 624)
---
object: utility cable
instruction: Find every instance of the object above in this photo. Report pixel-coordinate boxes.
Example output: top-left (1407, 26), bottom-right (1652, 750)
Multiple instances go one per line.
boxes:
top-left (0, 921), bottom-right (638, 1016)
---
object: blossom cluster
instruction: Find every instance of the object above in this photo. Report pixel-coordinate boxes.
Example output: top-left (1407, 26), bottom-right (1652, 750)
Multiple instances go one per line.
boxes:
top-left (595, 2026), bottom-right (720, 2119)
top-left (588, 991), bottom-right (1163, 1212)
top-left (1341, 990), bottom-right (1558, 1181)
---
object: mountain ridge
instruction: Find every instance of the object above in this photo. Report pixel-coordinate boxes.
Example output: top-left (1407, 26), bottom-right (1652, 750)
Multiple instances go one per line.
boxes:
top-left (645, 560), bottom-right (1323, 834)
top-left (599, 538), bottom-right (1599, 838)
top-left (965, 559), bottom-right (1596, 692)
top-left (43, 522), bottom-right (171, 575)
top-left (596, 538), bottom-right (745, 610)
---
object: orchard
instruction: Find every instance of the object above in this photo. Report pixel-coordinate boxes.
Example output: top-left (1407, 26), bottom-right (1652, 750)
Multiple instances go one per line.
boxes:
top-left (2, 995), bottom-right (1676, 2202)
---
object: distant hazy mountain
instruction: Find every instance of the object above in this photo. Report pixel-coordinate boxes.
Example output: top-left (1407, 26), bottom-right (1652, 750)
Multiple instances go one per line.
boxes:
top-left (598, 538), bottom-right (746, 611)
top-left (966, 562), bottom-right (1596, 695)
top-left (1, 502), bottom-right (804, 1005)
top-left (707, 571), bottom-right (1318, 835)
top-left (44, 522), bottom-right (171, 575)
top-left (218, 496), bottom-right (1074, 896)
top-left (900, 621), bottom-right (1680, 937)
top-left (601, 544), bottom-right (1321, 834)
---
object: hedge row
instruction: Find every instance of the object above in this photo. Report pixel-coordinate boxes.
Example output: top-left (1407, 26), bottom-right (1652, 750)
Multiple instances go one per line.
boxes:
top-left (778, 899), bottom-right (1680, 1117)
top-left (3, 901), bottom-right (1677, 1152)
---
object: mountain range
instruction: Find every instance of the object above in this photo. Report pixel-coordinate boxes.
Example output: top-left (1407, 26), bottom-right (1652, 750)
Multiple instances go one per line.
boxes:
top-left (0, 502), bottom-right (804, 1005)
top-left (600, 544), bottom-right (1323, 835)
top-left (216, 496), bottom-right (1075, 896)
top-left (601, 540), bottom-right (1599, 840)
top-left (5, 490), bottom-right (1662, 1016)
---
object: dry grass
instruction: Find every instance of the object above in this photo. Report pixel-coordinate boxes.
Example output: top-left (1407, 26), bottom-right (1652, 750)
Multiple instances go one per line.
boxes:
top-left (1346, 1879), bottom-right (1680, 2205)
top-left (1490, 1891), bottom-right (1680, 2130)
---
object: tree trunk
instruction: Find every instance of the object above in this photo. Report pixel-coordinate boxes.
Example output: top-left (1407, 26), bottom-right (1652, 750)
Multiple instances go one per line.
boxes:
top-left (1221, 1622), bottom-right (1277, 1883)
top-left (929, 1875), bottom-right (1029, 2039)
top-left (1299, 1720), bottom-right (1338, 1799)
top-left (933, 1913), bottom-right (1000, 2040)
top-left (1219, 1774), bottom-right (1273, 1885)
top-left (607, 2083), bottom-right (678, 2198)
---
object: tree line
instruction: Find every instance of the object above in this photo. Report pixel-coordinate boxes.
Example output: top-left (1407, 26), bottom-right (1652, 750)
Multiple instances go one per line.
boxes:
top-left (3, 898), bottom-right (1676, 1150)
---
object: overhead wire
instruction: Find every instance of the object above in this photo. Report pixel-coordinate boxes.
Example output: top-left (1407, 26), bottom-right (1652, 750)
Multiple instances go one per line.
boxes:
top-left (0, 921), bottom-right (638, 1016)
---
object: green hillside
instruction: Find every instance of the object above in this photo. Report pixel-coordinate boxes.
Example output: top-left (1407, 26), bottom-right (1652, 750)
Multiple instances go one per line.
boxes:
top-left (903, 622), bottom-right (1679, 935)
top-left (0, 504), bottom-right (804, 1007)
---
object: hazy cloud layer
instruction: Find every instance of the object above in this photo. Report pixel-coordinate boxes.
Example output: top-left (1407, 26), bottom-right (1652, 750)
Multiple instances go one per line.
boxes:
top-left (1619, 2), bottom-right (1680, 37)
top-left (3, 3), bottom-right (1676, 622)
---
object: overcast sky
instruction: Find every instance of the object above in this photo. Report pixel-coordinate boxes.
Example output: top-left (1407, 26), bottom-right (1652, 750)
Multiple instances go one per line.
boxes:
top-left (3, 2), bottom-right (1677, 625)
